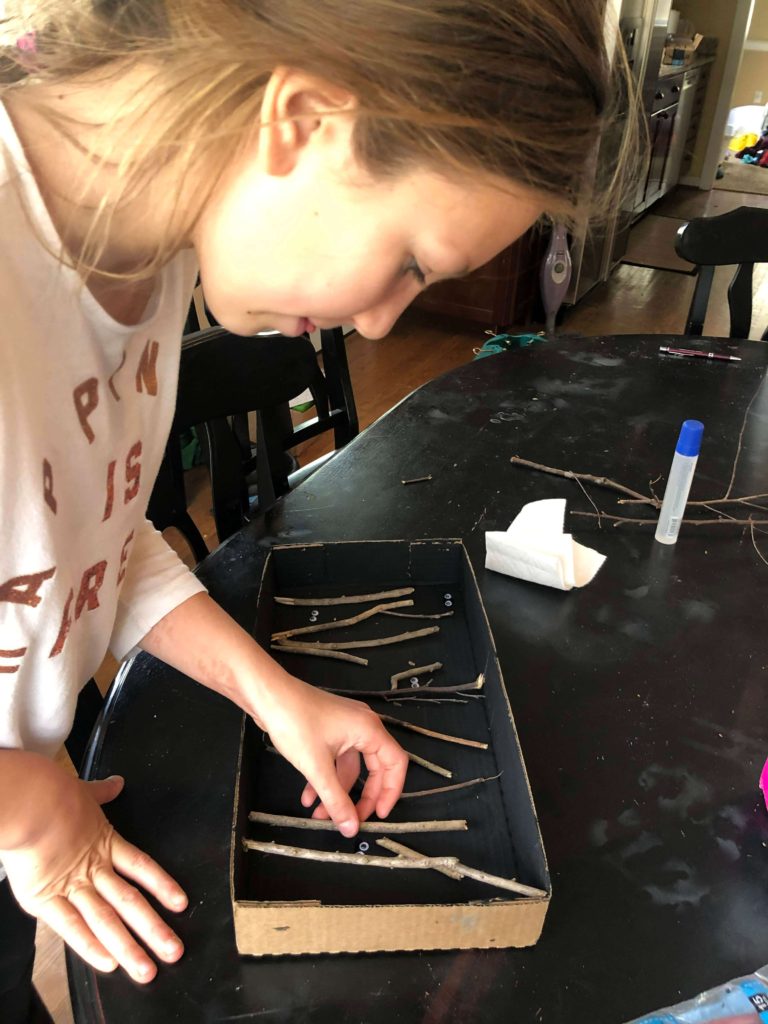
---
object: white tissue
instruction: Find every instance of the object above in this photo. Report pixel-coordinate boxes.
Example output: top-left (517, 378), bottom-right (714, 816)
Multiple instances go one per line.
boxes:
top-left (485, 498), bottom-right (605, 591)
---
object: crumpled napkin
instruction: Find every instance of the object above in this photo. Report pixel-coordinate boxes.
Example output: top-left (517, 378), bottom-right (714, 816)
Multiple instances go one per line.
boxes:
top-left (485, 498), bottom-right (606, 591)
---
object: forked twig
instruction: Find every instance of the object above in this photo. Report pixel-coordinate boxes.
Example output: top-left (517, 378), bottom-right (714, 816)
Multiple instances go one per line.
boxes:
top-left (274, 626), bottom-right (439, 651)
top-left (248, 812), bottom-right (467, 833)
top-left (390, 662), bottom-right (443, 689)
top-left (510, 455), bottom-right (650, 502)
top-left (376, 838), bottom-right (547, 898)
top-left (275, 588), bottom-right (414, 607)
top-left (323, 674), bottom-right (484, 701)
top-left (271, 599), bottom-right (413, 641)
top-left (243, 838), bottom-right (459, 871)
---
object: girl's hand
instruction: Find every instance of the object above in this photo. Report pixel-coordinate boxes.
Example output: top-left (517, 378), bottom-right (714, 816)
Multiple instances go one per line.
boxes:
top-left (252, 674), bottom-right (409, 836)
top-left (1, 759), bottom-right (187, 984)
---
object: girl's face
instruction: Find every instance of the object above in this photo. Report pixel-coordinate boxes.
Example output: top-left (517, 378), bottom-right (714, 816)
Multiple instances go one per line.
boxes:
top-left (192, 73), bottom-right (544, 339)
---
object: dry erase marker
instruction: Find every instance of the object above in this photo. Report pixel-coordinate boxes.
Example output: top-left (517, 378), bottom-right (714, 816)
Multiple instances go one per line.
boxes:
top-left (659, 346), bottom-right (741, 363)
top-left (654, 420), bottom-right (704, 545)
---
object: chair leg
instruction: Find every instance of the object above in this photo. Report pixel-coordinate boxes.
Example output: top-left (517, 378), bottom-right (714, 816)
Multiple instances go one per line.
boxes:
top-left (320, 327), bottom-right (359, 447)
top-left (684, 265), bottom-right (715, 337)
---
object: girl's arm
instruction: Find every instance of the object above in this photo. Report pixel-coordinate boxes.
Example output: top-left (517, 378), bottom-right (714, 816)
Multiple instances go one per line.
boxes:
top-left (139, 592), bottom-right (408, 835)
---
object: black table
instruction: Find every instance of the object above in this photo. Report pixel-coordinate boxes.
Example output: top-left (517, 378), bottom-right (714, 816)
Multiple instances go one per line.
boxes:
top-left (70, 334), bottom-right (768, 1023)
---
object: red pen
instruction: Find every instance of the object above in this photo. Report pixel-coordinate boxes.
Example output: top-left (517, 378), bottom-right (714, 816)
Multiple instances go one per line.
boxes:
top-left (659, 346), bottom-right (741, 363)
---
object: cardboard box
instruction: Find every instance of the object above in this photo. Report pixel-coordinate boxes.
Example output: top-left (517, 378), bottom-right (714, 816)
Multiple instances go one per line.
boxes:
top-left (662, 32), bottom-right (704, 66)
top-left (230, 539), bottom-right (550, 956)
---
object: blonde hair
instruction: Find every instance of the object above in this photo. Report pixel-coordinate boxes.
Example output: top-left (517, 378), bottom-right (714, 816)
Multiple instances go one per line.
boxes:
top-left (0, 1), bottom-right (643, 279)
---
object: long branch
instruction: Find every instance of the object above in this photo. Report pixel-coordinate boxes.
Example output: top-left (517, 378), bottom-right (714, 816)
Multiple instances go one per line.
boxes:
top-left (376, 838), bottom-right (547, 898)
top-left (248, 812), bottom-right (467, 833)
top-left (571, 511), bottom-right (768, 527)
top-left (243, 838), bottom-right (459, 871)
top-left (510, 455), bottom-right (650, 502)
top-left (275, 588), bottom-right (414, 607)
top-left (322, 674), bottom-right (484, 701)
top-left (400, 771), bottom-right (500, 800)
top-left (271, 599), bottom-right (413, 641)
top-left (273, 626), bottom-right (439, 651)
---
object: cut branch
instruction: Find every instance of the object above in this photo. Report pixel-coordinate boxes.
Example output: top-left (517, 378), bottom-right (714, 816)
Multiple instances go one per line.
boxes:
top-left (243, 838), bottom-right (459, 872)
top-left (377, 713), bottom-right (488, 750)
top-left (406, 750), bottom-right (452, 779)
top-left (274, 626), bottom-right (439, 651)
top-left (376, 838), bottom-right (547, 898)
top-left (323, 674), bottom-right (484, 701)
top-left (401, 771), bottom-right (501, 800)
top-left (383, 610), bottom-right (455, 620)
top-left (571, 511), bottom-right (768, 527)
top-left (390, 662), bottom-right (443, 689)
top-left (271, 600), bottom-right (413, 641)
top-left (248, 812), bottom-right (467, 833)
top-left (275, 588), bottom-right (414, 607)
top-left (270, 644), bottom-right (368, 665)
top-left (510, 455), bottom-right (651, 503)
top-left (401, 475), bottom-right (433, 485)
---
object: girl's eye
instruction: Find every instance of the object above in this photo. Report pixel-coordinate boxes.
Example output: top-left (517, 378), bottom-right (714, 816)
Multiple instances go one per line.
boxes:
top-left (404, 259), bottom-right (426, 286)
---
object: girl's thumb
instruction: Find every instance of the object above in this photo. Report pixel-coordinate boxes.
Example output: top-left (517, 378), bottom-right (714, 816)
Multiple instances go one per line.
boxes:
top-left (85, 774), bottom-right (125, 805)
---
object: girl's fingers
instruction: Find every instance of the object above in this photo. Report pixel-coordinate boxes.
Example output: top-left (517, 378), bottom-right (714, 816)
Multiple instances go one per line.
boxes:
top-left (365, 735), bottom-right (408, 819)
top-left (92, 868), bottom-right (184, 964)
top-left (110, 835), bottom-right (188, 914)
top-left (38, 895), bottom-right (117, 975)
top-left (300, 782), bottom-right (318, 807)
top-left (355, 751), bottom-right (383, 823)
top-left (67, 884), bottom-right (157, 984)
top-left (303, 757), bottom-right (359, 836)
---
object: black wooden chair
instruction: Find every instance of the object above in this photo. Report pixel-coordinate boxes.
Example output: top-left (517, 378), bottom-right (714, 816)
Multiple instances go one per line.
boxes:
top-left (674, 206), bottom-right (768, 339)
top-left (147, 325), bottom-right (358, 561)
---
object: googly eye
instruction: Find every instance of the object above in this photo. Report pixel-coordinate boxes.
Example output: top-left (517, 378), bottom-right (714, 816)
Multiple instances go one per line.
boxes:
top-left (358, 841), bottom-right (369, 853)
top-left (444, 600), bottom-right (453, 608)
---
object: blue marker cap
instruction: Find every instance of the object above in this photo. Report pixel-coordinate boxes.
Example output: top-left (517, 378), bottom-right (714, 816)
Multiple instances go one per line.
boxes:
top-left (675, 419), bottom-right (704, 457)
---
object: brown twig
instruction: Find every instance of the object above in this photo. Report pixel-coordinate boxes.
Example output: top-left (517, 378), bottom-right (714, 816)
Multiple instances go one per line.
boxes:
top-left (751, 521), bottom-right (768, 568)
top-left (510, 455), bottom-right (650, 502)
top-left (383, 610), bottom-right (455, 620)
top-left (377, 713), bottom-right (488, 750)
top-left (322, 674), bottom-right (484, 701)
top-left (401, 475), bottom-right (433, 485)
top-left (275, 588), bottom-right (414, 607)
top-left (270, 644), bottom-right (368, 665)
top-left (571, 511), bottom-right (768, 527)
top-left (243, 838), bottom-right (459, 872)
top-left (274, 626), bottom-right (439, 651)
top-left (406, 751), bottom-right (452, 779)
top-left (248, 812), bottom-right (467, 833)
top-left (376, 838), bottom-right (547, 898)
top-left (271, 600), bottom-right (414, 641)
top-left (400, 771), bottom-right (501, 800)
top-left (618, 493), bottom-right (768, 507)
top-left (390, 662), bottom-right (443, 689)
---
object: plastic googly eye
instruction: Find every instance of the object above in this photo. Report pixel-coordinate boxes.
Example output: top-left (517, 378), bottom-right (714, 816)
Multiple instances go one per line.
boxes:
top-left (358, 841), bottom-right (369, 853)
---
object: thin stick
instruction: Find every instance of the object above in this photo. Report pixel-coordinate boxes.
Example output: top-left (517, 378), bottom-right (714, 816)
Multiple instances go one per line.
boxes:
top-left (274, 626), bottom-right (439, 651)
top-left (271, 600), bottom-right (414, 641)
top-left (574, 474), bottom-right (602, 528)
top-left (377, 713), bottom-right (488, 750)
top-left (510, 455), bottom-right (650, 502)
top-left (751, 521), bottom-right (768, 568)
top-left (618, 493), bottom-right (768, 507)
top-left (275, 588), bottom-right (414, 607)
top-left (243, 838), bottom-right (460, 872)
top-left (401, 475), bottom-right (433, 485)
top-left (571, 511), bottom-right (768, 527)
top-left (725, 377), bottom-right (763, 498)
top-left (323, 674), bottom-right (484, 701)
top-left (248, 812), bottom-right (467, 833)
top-left (406, 750), bottom-right (452, 779)
top-left (376, 838), bottom-right (547, 899)
top-left (401, 772), bottom-right (501, 800)
top-left (390, 662), bottom-right (443, 689)
top-left (377, 837), bottom-right (463, 880)
top-left (383, 610), bottom-right (455, 620)
top-left (270, 644), bottom-right (368, 665)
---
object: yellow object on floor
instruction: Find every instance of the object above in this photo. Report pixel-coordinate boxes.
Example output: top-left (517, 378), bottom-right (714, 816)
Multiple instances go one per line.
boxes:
top-left (729, 132), bottom-right (759, 152)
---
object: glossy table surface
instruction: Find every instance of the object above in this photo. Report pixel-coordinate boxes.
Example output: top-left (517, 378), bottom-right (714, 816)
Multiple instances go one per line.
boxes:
top-left (70, 334), bottom-right (768, 1023)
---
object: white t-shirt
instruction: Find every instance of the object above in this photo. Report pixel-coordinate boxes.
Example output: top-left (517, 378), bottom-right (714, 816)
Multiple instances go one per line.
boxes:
top-left (0, 102), bottom-right (206, 759)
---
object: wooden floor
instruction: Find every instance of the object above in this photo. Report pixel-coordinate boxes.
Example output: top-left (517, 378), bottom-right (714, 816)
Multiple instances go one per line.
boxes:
top-left (34, 185), bottom-right (768, 1021)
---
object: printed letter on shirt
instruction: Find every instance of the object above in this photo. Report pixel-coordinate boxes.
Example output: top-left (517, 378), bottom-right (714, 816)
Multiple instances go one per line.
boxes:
top-left (124, 442), bottom-right (142, 504)
top-left (73, 377), bottom-right (99, 443)
top-left (0, 568), bottom-right (55, 607)
top-left (135, 339), bottom-right (159, 396)
top-left (0, 646), bottom-right (27, 674)
top-left (74, 561), bottom-right (107, 619)
top-left (43, 458), bottom-right (57, 514)
top-left (117, 530), bottom-right (135, 586)
top-left (49, 588), bottom-right (74, 658)
top-left (108, 350), bottom-right (127, 401)
top-left (103, 459), bottom-right (116, 521)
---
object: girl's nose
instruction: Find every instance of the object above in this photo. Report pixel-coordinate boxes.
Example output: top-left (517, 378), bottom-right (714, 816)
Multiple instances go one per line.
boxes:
top-left (353, 286), bottom-right (419, 340)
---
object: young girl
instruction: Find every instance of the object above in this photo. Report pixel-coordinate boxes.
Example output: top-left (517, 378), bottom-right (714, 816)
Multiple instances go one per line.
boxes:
top-left (0, 0), bottom-right (638, 1018)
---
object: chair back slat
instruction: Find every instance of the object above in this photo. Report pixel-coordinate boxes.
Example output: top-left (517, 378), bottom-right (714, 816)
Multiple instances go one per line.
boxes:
top-left (683, 265), bottom-right (714, 337)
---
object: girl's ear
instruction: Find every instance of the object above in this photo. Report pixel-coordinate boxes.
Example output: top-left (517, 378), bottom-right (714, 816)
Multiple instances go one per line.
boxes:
top-left (258, 67), bottom-right (357, 177)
